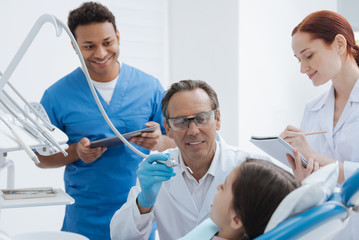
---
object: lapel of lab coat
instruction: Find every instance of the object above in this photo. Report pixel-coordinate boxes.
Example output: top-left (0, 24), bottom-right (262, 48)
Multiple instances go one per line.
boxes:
top-left (333, 79), bottom-right (359, 135)
top-left (315, 86), bottom-right (335, 149)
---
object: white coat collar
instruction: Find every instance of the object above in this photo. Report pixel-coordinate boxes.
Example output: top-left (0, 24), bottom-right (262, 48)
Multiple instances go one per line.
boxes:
top-left (308, 79), bottom-right (359, 147)
top-left (334, 78), bottom-right (359, 134)
top-left (179, 141), bottom-right (220, 178)
top-left (349, 78), bottom-right (359, 102)
top-left (309, 86), bottom-right (333, 112)
top-left (309, 79), bottom-right (359, 111)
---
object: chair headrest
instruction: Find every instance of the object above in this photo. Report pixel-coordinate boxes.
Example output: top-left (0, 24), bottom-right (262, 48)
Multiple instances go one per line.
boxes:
top-left (265, 162), bottom-right (339, 232)
top-left (340, 169), bottom-right (359, 207)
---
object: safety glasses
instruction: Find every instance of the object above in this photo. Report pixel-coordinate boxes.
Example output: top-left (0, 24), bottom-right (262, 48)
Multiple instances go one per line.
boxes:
top-left (166, 109), bottom-right (217, 131)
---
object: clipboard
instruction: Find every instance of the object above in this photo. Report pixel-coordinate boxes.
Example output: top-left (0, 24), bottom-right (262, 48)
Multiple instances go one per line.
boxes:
top-left (250, 136), bottom-right (307, 168)
top-left (89, 126), bottom-right (157, 148)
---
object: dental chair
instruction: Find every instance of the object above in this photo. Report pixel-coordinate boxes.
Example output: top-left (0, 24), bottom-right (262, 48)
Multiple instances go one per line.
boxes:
top-left (179, 162), bottom-right (359, 240)
top-left (256, 166), bottom-right (359, 240)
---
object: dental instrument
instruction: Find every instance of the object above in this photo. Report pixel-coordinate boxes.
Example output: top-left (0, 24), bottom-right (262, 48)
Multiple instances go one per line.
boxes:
top-left (156, 159), bottom-right (193, 174)
top-left (0, 115), bottom-right (39, 164)
top-left (0, 91), bottom-right (66, 156)
top-left (7, 82), bottom-right (55, 131)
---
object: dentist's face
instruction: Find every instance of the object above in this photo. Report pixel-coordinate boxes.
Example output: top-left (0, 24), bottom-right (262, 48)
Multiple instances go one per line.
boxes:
top-left (292, 32), bottom-right (341, 86)
top-left (164, 89), bottom-right (221, 165)
top-left (74, 22), bottom-right (120, 82)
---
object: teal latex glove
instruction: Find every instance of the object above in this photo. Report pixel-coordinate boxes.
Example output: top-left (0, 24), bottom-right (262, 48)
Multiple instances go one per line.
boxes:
top-left (137, 153), bottom-right (176, 208)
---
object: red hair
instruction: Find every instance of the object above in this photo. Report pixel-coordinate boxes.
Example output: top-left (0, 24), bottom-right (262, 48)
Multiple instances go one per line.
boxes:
top-left (292, 10), bottom-right (359, 66)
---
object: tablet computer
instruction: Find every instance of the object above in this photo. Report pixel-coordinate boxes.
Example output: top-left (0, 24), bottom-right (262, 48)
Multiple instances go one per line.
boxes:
top-left (89, 126), bottom-right (157, 148)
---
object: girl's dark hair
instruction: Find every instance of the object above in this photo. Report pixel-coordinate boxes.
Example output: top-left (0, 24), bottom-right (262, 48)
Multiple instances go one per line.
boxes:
top-left (68, 2), bottom-right (117, 39)
top-left (232, 158), bottom-right (300, 239)
top-left (292, 10), bottom-right (359, 66)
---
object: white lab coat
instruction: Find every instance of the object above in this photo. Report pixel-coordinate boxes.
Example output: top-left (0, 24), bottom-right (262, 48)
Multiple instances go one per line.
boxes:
top-left (301, 81), bottom-right (359, 180)
top-left (110, 134), bottom-right (253, 240)
top-left (300, 80), bottom-right (359, 239)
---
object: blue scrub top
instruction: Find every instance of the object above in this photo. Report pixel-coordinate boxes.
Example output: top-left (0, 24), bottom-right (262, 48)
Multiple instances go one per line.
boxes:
top-left (41, 64), bottom-right (165, 240)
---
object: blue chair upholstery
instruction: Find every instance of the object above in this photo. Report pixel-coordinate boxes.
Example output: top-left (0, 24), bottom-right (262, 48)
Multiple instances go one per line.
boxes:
top-left (255, 201), bottom-right (348, 240)
top-left (341, 169), bottom-right (359, 207)
top-left (255, 169), bottom-right (359, 240)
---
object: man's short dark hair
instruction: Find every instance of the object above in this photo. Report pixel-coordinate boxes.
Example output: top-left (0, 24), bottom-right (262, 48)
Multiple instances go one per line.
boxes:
top-left (161, 80), bottom-right (219, 119)
top-left (68, 2), bottom-right (117, 39)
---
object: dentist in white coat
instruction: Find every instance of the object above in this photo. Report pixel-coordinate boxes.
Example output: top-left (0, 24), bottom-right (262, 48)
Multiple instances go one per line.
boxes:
top-left (110, 80), bottom-right (260, 240)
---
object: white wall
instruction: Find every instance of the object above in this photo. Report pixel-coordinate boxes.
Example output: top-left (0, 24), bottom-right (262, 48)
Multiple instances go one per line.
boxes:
top-left (168, 0), bottom-right (240, 145)
top-left (238, 0), bottom-right (336, 154)
top-left (0, 0), bottom-right (167, 236)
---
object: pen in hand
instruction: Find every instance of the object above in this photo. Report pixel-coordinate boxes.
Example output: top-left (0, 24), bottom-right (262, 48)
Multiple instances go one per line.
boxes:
top-left (304, 131), bottom-right (327, 136)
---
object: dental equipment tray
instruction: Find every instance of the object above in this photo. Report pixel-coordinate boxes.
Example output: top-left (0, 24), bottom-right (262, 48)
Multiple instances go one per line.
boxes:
top-left (1, 187), bottom-right (56, 200)
top-left (89, 126), bottom-right (157, 148)
top-left (1, 188), bottom-right (74, 208)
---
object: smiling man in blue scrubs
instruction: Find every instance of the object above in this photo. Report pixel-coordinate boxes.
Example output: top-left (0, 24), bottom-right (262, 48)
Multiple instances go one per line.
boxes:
top-left (36, 2), bottom-right (174, 240)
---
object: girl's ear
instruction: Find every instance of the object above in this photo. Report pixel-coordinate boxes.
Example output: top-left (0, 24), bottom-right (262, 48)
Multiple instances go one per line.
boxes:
top-left (230, 215), bottom-right (243, 230)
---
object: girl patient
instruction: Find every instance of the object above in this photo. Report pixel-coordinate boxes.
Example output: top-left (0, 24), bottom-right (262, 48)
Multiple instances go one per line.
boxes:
top-left (183, 158), bottom-right (300, 240)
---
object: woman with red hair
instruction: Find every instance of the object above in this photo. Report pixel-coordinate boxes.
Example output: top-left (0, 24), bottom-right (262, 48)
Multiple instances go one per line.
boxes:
top-left (281, 10), bottom-right (359, 239)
